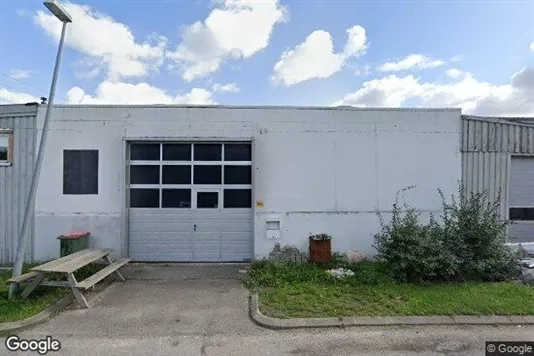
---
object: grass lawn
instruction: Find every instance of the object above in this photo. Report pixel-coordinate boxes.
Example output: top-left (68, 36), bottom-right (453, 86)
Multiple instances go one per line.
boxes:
top-left (247, 260), bottom-right (534, 319)
top-left (0, 264), bottom-right (101, 323)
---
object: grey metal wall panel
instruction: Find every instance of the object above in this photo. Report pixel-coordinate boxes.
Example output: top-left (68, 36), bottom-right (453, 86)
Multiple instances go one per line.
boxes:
top-left (508, 223), bottom-right (534, 243)
top-left (128, 208), bottom-right (253, 262)
top-left (509, 156), bottom-right (534, 207)
top-left (0, 105), bottom-right (37, 263)
top-left (461, 152), bottom-right (508, 218)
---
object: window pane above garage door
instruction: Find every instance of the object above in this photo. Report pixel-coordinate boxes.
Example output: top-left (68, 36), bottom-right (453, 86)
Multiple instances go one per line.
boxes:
top-left (224, 143), bottom-right (251, 161)
top-left (130, 143), bottom-right (160, 160)
top-left (163, 144), bottom-right (191, 161)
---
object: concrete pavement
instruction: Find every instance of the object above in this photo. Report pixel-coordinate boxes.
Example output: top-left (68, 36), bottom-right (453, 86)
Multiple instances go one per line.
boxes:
top-left (3, 264), bottom-right (533, 356)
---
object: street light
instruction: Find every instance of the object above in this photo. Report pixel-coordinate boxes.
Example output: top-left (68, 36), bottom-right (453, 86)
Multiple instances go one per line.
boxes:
top-left (9, 1), bottom-right (72, 299)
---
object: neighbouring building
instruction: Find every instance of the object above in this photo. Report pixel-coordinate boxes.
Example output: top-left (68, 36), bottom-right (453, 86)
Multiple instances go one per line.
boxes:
top-left (0, 103), bottom-right (532, 264)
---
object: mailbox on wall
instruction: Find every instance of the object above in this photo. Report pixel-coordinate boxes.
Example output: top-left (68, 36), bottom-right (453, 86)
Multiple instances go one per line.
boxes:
top-left (265, 217), bottom-right (280, 240)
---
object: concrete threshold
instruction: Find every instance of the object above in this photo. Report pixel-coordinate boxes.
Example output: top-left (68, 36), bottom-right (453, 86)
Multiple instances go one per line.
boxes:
top-left (249, 294), bottom-right (534, 329)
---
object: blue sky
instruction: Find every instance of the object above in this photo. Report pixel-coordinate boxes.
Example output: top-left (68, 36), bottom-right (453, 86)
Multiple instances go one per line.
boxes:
top-left (0, 0), bottom-right (533, 115)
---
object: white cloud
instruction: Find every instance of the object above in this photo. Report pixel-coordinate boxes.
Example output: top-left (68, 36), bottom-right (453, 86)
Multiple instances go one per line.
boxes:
top-left (354, 64), bottom-right (372, 77)
top-left (167, 0), bottom-right (287, 81)
top-left (446, 68), bottom-right (464, 79)
top-left (212, 82), bottom-right (240, 93)
top-left (530, 42), bottom-right (534, 51)
top-left (0, 88), bottom-right (40, 104)
top-left (450, 54), bottom-right (465, 62)
top-left (271, 25), bottom-right (367, 86)
top-left (34, 3), bottom-right (167, 80)
top-left (66, 81), bottom-right (239, 105)
top-left (10, 69), bottom-right (33, 80)
top-left (334, 66), bottom-right (534, 117)
top-left (378, 54), bottom-right (445, 72)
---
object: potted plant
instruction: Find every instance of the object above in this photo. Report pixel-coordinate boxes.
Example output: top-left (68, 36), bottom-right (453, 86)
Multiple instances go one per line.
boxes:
top-left (308, 233), bottom-right (332, 265)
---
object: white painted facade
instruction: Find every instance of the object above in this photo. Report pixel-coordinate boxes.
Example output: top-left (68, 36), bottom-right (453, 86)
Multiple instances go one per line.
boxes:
top-left (33, 105), bottom-right (462, 262)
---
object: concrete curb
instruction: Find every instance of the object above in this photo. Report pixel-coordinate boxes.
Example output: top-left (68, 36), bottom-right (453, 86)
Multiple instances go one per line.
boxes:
top-left (0, 295), bottom-right (74, 335)
top-left (249, 294), bottom-right (534, 329)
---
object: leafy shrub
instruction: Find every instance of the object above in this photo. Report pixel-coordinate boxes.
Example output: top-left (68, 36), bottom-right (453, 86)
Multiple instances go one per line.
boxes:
top-left (439, 186), bottom-right (520, 281)
top-left (374, 188), bottom-right (457, 283)
top-left (374, 185), bottom-right (520, 283)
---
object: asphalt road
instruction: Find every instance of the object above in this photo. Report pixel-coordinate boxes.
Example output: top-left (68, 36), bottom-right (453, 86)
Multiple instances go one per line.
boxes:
top-left (3, 264), bottom-right (533, 356)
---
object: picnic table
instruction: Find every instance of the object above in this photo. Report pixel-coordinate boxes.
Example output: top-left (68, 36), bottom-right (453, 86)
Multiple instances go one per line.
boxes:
top-left (7, 248), bottom-right (131, 308)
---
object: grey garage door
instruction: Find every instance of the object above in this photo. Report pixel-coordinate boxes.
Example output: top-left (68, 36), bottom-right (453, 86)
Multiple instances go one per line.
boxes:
top-left (508, 156), bottom-right (534, 243)
top-left (128, 142), bottom-right (253, 262)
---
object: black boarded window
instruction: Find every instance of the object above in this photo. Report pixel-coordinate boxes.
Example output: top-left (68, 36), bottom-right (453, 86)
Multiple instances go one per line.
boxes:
top-left (63, 150), bottom-right (99, 195)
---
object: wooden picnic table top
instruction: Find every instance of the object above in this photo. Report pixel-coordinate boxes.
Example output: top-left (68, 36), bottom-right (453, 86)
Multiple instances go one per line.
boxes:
top-left (31, 248), bottom-right (113, 274)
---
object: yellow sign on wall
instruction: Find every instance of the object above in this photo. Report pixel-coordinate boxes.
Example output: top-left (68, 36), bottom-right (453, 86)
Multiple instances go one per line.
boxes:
top-left (255, 200), bottom-right (264, 208)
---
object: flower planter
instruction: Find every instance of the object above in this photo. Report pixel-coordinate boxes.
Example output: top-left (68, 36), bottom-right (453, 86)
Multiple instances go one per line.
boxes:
top-left (309, 238), bottom-right (332, 265)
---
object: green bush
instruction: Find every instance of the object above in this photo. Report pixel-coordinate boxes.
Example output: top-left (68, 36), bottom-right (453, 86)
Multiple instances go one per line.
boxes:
top-left (374, 185), bottom-right (520, 283)
top-left (439, 186), bottom-right (520, 281)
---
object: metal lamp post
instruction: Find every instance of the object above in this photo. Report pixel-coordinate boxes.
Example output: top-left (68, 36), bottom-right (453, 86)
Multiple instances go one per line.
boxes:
top-left (9, 1), bottom-right (72, 299)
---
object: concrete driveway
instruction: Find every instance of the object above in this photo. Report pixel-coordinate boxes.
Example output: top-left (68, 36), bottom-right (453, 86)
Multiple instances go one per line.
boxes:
top-left (4, 264), bottom-right (534, 356)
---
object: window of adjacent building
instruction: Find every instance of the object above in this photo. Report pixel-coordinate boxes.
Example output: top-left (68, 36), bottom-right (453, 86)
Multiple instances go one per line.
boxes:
top-left (0, 130), bottom-right (13, 165)
top-left (63, 150), bottom-right (99, 195)
top-left (509, 208), bottom-right (534, 221)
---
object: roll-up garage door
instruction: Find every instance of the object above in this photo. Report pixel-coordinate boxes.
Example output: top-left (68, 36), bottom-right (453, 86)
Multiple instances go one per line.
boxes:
top-left (508, 156), bottom-right (534, 243)
top-left (128, 142), bottom-right (253, 262)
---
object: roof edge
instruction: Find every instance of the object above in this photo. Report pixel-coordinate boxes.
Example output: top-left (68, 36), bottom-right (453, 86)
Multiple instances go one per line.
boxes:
top-left (39, 104), bottom-right (462, 112)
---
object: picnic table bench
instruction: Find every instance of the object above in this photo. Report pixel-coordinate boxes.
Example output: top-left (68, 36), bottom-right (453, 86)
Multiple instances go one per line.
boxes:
top-left (7, 248), bottom-right (131, 308)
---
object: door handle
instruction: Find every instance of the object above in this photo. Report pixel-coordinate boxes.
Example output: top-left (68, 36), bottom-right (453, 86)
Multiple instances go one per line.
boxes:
top-left (194, 224), bottom-right (197, 232)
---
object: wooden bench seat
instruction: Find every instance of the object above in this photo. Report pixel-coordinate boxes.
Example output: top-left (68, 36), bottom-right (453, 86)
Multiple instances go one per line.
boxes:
top-left (75, 258), bottom-right (131, 289)
top-left (6, 271), bottom-right (39, 284)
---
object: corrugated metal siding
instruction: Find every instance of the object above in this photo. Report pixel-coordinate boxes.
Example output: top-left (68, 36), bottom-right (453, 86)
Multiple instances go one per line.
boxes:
top-left (462, 116), bottom-right (534, 154)
top-left (0, 105), bottom-right (37, 263)
top-left (461, 152), bottom-right (508, 218)
top-left (462, 116), bottom-right (534, 242)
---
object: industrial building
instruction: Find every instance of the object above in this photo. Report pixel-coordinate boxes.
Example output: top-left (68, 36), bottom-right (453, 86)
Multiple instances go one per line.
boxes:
top-left (0, 103), bottom-right (532, 263)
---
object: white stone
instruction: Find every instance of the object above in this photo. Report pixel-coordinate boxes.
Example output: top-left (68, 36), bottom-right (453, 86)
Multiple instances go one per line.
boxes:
top-left (346, 250), bottom-right (366, 263)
